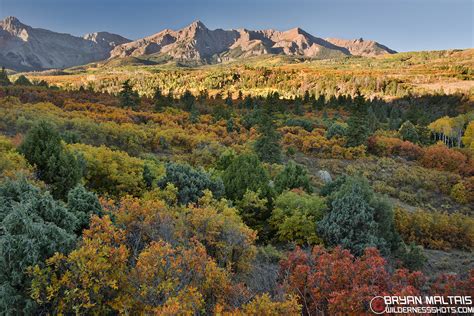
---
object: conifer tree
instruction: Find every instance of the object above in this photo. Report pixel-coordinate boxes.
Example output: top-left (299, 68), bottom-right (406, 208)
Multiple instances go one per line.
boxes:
top-left (254, 111), bottom-right (282, 164)
top-left (181, 90), bottom-right (195, 111)
top-left (0, 66), bottom-right (11, 86)
top-left (0, 178), bottom-right (77, 314)
top-left (14, 75), bottom-right (32, 86)
top-left (399, 120), bottom-right (419, 143)
top-left (19, 121), bottom-right (81, 199)
top-left (318, 176), bottom-right (400, 256)
top-left (119, 80), bottom-right (140, 109)
top-left (153, 87), bottom-right (165, 111)
top-left (346, 91), bottom-right (370, 147)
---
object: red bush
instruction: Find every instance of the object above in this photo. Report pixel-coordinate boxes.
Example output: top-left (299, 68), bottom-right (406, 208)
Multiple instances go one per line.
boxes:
top-left (368, 136), bottom-right (423, 161)
top-left (279, 246), bottom-right (425, 315)
top-left (421, 144), bottom-right (467, 174)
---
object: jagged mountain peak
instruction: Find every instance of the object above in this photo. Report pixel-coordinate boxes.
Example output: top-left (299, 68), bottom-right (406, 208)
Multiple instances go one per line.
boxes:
top-left (325, 37), bottom-right (396, 56)
top-left (1, 16), bottom-right (29, 34)
top-left (0, 17), bottom-right (132, 71)
top-left (187, 20), bottom-right (207, 29)
top-left (83, 31), bottom-right (131, 49)
top-left (1, 17), bottom-right (396, 70)
top-left (1, 16), bottom-right (24, 27)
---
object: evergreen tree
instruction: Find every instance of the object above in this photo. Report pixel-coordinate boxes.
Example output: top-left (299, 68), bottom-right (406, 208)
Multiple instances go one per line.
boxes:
top-left (225, 91), bottom-right (233, 107)
top-left (345, 91), bottom-right (370, 147)
top-left (0, 66), bottom-right (10, 86)
top-left (325, 122), bottom-right (347, 139)
top-left (243, 95), bottom-right (253, 110)
top-left (254, 111), bottom-right (282, 164)
top-left (274, 160), bottom-right (312, 194)
top-left (226, 117), bottom-right (234, 133)
top-left (399, 120), bottom-right (419, 143)
top-left (303, 90), bottom-right (310, 104)
top-left (167, 89), bottom-right (175, 105)
top-left (142, 164), bottom-right (156, 189)
top-left (293, 98), bottom-right (304, 116)
top-left (367, 106), bottom-right (379, 132)
top-left (158, 163), bottom-right (224, 205)
top-left (389, 107), bottom-right (402, 130)
top-left (189, 105), bottom-right (200, 123)
top-left (0, 178), bottom-right (77, 314)
top-left (181, 90), bottom-right (195, 111)
top-left (222, 154), bottom-right (273, 235)
top-left (67, 185), bottom-right (103, 233)
top-left (19, 121), bottom-right (82, 199)
top-left (222, 154), bottom-right (272, 202)
top-left (416, 124), bottom-right (432, 145)
top-left (14, 75), bottom-right (32, 86)
top-left (153, 87), bottom-right (165, 111)
top-left (118, 80), bottom-right (140, 109)
top-left (318, 176), bottom-right (400, 256)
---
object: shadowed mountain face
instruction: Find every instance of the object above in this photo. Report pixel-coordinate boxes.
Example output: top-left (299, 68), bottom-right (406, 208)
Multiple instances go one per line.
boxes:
top-left (0, 17), bottom-right (395, 71)
top-left (0, 16), bottom-right (130, 71)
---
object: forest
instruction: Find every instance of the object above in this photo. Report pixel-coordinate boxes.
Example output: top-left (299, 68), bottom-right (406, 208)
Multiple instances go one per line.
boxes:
top-left (0, 52), bottom-right (473, 315)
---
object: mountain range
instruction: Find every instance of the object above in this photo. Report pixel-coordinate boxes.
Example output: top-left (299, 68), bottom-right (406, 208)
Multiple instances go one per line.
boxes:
top-left (0, 16), bottom-right (396, 71)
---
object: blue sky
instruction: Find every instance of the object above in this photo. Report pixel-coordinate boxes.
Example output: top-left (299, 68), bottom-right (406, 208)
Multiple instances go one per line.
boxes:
top-left (1, 0), bottom-right (472, 52)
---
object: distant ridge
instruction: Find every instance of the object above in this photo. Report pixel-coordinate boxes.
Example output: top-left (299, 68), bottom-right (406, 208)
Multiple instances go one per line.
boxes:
top-left (110, 20), bottom-right (395, 62)
top-left (0, 16), bottom-right (130, 71)
top-left (0, 16), bottom-right (395, 71)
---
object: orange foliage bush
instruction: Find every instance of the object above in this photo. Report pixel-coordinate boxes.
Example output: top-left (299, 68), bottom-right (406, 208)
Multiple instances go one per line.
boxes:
top-left (368, 135), bottom-right (423, 161)
top-left (420, 144), bottom-right (468, 174)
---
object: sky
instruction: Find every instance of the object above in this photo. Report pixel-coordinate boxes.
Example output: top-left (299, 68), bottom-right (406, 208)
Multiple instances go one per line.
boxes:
top-left (1, 0), bottom-right (473, 52)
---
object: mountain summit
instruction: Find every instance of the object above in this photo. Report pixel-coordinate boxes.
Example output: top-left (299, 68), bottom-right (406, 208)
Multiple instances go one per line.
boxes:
top-left (109, 21), bottom-right (394, 62)
top-left (0, 16), bottom-right (130, 71)
top-left (0, 17), bottom-right (395, 71)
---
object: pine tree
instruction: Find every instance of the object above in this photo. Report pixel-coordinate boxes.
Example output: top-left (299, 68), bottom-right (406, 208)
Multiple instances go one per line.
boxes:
top-left (153, 87), bottom-right (165, 111)
top-left (274, 160), bottom-right (312, 194)
top-left (19, 121), bottom-right (81, 199)
top-left (118, 80), bottom-right (140, 109)
top-left (367, 106), bottom-right (379, 132)
top-left (14, 75), bottom-right (32, 86)
top-left (226, 117), bottom-right (234, 133)
top-left (181, 90), bottom-right (195, 111)
top-left (67, 185), bottom-right (103, 232)
top-left (0, 66), bottom-right (11, 86)
top-left (293, 98), bottom-right (304, 116)
top-left (254, 111), bottom-right (282, 164)
top-left (158, 163), bottom-right (224, 205)
top-left (189, 105), bottom-right (200, 123)
top-left (345, 91), bottom-right (370, 147)
top-left (225, 91), bottom-right (233, 107)
top-left (142, 164), bottom-right (156, 189)
top-left (318, 176), bottom-right (400, 256)
top-left (303, 90), bottom-right (310, 104)
top-left (222, 154), bottom-right (272, 202)
top-left (0, 178), bottom-right (77, 314)
top-left (389, 107), bottom-right (402, 130)
top-left (399, 120), bottom-right (419, 143)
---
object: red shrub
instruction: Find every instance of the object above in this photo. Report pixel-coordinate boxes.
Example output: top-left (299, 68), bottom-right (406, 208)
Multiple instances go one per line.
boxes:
top-left (421, 144), bottom-right (467, 174)
top-left (279, 246), bottom-right (425, 315)
top-left (368, 136), bottom-right (423, 161)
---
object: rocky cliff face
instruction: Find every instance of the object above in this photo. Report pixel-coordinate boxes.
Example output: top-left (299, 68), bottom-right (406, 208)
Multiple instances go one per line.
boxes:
top-left (0, 16), bottom-right (130, 71)
top-left (82, 32), bottom-right (131, 52)
top-left (325, 37), bottom-right (396, 57)
top-left (0, 16), bottom-right (395, 71)
top-left (110, 21), bottom-right (395, 62)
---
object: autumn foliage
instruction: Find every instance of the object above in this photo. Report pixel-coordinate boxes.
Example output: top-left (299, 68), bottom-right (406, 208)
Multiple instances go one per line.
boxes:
top-left (394, 207), bottom-right (474, 250)
top-left (279, 246), bottom-right (425, 315)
